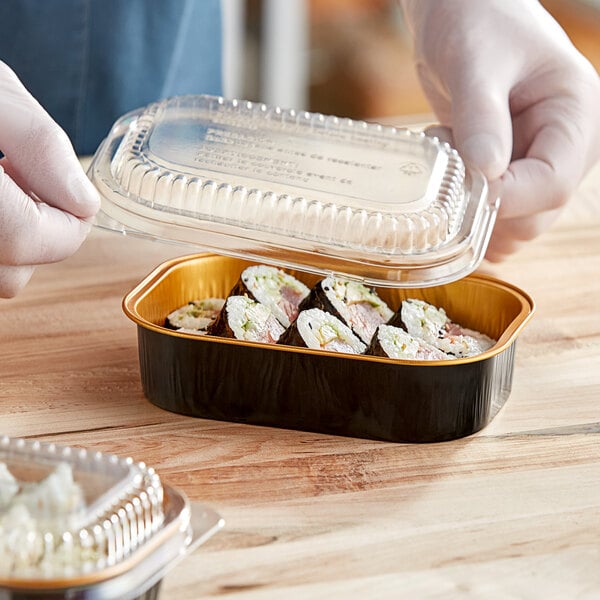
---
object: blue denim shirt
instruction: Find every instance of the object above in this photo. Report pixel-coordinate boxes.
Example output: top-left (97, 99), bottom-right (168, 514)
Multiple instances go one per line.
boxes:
top-left (0, 0), bottom-right (222, 155)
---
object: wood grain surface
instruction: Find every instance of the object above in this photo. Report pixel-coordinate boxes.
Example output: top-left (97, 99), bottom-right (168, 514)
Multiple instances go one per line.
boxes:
top-left (1, 162), bottom-right (599, 599)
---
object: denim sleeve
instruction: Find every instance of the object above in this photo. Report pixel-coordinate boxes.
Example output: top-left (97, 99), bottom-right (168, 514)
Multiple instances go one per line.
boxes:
top-left (0, 0), bottom-right (222, 155)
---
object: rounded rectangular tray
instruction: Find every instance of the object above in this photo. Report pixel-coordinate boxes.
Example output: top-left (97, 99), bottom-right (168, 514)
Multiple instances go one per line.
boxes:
top-left (122, 254), bottom-right (534, 443)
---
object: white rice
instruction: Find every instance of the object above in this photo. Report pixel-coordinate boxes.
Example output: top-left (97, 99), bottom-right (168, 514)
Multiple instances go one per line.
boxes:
top-left (167, 298), bottom-right (225, 331)
top-left (226, 295), bottom-right (285, 343)
top-left (400, 299), bottom-right (495, 358)
top-left (321, 277), bottom-right (394, 344)
top-left (376, 324), bottom-right (450, 360)
top-left (0, 462), bottom-right (19, 508)
top-left (0, 462), bottom-right (88, 577)
top-left (241, 265), bottom-right (310, 327)
top-left (296, 308), bottom-right (366, 354)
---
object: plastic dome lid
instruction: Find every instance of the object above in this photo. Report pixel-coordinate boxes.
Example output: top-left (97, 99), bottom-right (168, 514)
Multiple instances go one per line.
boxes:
top-left (89, 95), bottom-right (498, 288)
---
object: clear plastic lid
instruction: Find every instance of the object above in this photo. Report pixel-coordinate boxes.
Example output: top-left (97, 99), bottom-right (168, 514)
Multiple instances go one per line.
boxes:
top-left (0, 435), bottom-right (221, 589)
top-left (89, 95), bottom-right (498, 287)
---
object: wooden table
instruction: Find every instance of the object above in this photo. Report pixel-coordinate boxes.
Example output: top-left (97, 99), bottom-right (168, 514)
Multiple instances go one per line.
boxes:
top-left (1, 162), bottom-right (600, 599)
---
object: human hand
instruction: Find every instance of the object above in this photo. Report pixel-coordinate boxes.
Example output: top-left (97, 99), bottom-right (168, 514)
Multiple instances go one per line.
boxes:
top-left (0, 61), bottom-right (99, 298)
top-left (400, 0), bottom-right (600, 260)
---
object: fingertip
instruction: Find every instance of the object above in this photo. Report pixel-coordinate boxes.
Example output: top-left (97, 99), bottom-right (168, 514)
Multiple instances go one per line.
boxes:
top-left (79, 217), bottom-right (93, 236)
top-left (460, 133), bottom-right (509, 180)
top-left (0, 265), bottom-right (36, 298)
top-left (448, 85), bottom-right (513, 180)
top-left (484, 239), bottom-right (523, 263)
top-left (424, 126), bottom-right (509, 182)
top-left (68, 173), bottom-right (101, 219)
top-left (498, 158), bottom-right (575, 220)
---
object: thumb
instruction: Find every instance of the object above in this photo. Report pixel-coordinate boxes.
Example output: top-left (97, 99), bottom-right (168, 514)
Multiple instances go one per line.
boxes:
top-left (0, 61), bottom-right (100, 219)
top-left (449, 84), bottom-right (513, 181)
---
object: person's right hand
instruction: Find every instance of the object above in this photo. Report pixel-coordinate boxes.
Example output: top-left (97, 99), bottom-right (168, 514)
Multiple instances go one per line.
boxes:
top-left (0, 61), bottom-right (99, 298)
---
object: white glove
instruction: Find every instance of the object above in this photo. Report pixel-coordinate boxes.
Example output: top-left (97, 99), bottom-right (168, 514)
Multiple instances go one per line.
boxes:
top-left (0, 61), bottom-right (99, 298)
top-left (400, 0), bottom-right (600, 260)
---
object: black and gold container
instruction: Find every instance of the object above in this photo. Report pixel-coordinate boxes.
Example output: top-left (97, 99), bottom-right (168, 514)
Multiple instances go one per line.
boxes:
top-left (123, 255), bottom-right (534, 443)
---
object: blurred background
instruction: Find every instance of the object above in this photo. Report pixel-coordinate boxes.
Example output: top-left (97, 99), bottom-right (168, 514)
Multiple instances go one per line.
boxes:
top-left (222, 0), bottom-right (600, 123)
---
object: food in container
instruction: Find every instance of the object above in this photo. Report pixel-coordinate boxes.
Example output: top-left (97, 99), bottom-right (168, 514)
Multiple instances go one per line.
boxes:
top-left (392, 298), bottom-right (496, 358)
top-left (228, 265), bottom-right (310, 328)
top-left (0, 462), bottom-right (19, 506)
top-left (367, 324), bottom-right (449, 360)
top-left (1, 462), bottom-right (89, 578)
top-left (207, 295), bottom-right (285, 343)
top-left (122, 254), bottom-right (535, 443)
top-left (165, 265), bottom-right (494, 360)
top-left (165, 298), bottom-right (224, 333)
top-left (298, 277), bottom-right (393, 344)
top-left (0, 435), bottom-right (223, 599)
top-left (278, 307), bottom-right (367, 354)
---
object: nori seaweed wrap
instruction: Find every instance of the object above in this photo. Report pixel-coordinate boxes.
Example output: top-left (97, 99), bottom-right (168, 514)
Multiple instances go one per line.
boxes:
top-left (165, 298), bottom-right (225, 333)
top-left (278, 308), bottom-right (366, 355)
top-left (395, 298), bottom-right (496, 358)
top-left (228, 265), bottom-right (310, 328)
top-left (298, 277), bottom-right (393, 344)
top-left (207, 295), bottom-right (285, 344)
top-left (367, 324), bottom-right (450, 360)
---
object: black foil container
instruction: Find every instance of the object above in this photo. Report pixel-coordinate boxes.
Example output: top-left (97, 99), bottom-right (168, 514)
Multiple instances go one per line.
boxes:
top-left (123, 255), bottom-right (534, 443)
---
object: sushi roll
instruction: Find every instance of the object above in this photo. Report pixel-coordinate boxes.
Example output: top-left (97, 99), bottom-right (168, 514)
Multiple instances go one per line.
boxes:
top-left (298, 277), bottom-right (393, 344)
top-left (367, 324), bottom-right (450, 361)
top-left (207, 295), bottom-right (285, 344)
top-left (165, 298), bottom-right (225, 334)
top-left (278, 308), bottom-right (366, 355)
top-left (398, 299), bottom-right (496, 358)
top-left (228, 265), bottom-right (310, 328)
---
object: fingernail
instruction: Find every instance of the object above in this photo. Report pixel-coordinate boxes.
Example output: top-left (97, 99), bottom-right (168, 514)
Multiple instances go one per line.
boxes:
top-left (79, 219), bottom-right (93, 234)
top-left (460, 133), bottom-right (508, 180)
top-left (69, 174), bottom-right (101, 218)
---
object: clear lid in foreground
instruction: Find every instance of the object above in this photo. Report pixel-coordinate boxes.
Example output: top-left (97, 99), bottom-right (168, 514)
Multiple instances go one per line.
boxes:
top-left (89, 95), bottom-right (498, 287)
top-left (0, 436), bottom-right (168, 582)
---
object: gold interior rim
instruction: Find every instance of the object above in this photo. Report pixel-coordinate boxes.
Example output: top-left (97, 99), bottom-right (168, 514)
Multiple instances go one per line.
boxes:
top-left (123, 253), bottom-right (536, 367)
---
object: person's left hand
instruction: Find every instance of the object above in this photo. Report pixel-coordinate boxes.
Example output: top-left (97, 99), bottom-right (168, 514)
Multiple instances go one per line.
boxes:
top-left (400, 0), bottom-right (600, 261)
